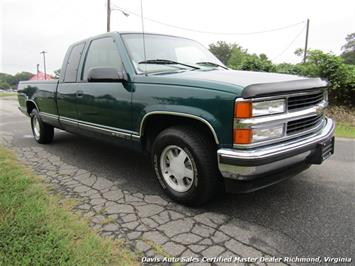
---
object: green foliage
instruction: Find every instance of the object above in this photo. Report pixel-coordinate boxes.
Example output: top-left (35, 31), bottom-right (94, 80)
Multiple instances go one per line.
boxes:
top-left (209, 39), bottom-right (355, 106)
top-left (14, 71), bottom-right (33, 81)
top-left (274, 63), bottom-right (300, 75)
top-left (0, 73), bottom-right (17, 89)
top-left (225, 45), bottom-right (245, 69)
top-left (208, 41), bottom-right (236, 65)
top-left (342, 52), bottom-right (355, 65)
top-left (0, 80), bottom-right (11, 90)
top-left (0, 71), bottom-right (34, 90)
top-left (289, 49), bottom-right (354, 106)
top-left (208, 42), bottom-right (275, 72)
top-left (228, 47), bottom-right (275, 72)
top-left (238, 54), bottom-right (275, 72)
top-left (341, 32), bottom-right (355, 65)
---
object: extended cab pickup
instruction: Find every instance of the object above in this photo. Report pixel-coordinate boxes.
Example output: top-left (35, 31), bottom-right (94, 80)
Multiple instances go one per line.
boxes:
top-left (18, 32), bottom-right (335, 205)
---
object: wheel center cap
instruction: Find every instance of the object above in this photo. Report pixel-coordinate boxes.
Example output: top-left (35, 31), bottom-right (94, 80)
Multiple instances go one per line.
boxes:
top-left (170, 158), bottom-right (184, 177)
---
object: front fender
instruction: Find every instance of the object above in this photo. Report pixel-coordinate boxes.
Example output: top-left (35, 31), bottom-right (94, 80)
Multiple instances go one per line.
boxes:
top-left (132, 83), bottom-right (237, 147)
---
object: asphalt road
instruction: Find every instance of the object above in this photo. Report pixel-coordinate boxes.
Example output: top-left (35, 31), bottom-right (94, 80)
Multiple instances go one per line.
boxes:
top-left (1, 97), bottom-right (354, 262)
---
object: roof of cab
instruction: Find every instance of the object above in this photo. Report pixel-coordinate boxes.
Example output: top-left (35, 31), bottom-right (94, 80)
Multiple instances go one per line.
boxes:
top-left (68, 31), bottom-right (195, 47)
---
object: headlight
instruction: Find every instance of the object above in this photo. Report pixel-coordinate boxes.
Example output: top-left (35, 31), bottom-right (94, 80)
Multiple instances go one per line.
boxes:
top-left (234, 124), bottom-right (285, 144)
top-left (252, 124), bottom-right (284, 142)
top-left (252, 99), bottom-right (286, 117)
top-left (235, 99), bottom-right (286, 118)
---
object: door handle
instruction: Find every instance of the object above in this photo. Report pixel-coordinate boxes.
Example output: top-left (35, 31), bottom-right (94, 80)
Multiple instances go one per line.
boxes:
top-left (76, 90), bottom-right (84, 97)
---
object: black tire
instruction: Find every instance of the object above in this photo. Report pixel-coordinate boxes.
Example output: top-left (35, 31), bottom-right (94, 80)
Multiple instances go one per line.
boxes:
top-left (151, 126), bottom-right (223, 206)
top-left (30, 109), bottom-right (54, 144)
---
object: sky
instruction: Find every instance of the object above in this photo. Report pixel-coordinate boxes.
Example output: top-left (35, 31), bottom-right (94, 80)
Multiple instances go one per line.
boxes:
top-left (1, 0), bottom-right (354, 75)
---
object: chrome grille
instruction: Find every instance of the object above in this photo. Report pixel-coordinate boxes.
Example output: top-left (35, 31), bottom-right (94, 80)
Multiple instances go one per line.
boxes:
top-left (287, 115), bottom-right (323, 135)
top-left (288, 91), bottom-right (324, 111)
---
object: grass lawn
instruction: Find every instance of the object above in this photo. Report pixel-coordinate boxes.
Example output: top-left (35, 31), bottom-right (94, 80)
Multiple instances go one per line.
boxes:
top-left (326, 106), bottom-right (355, 139)
top-left (0, 92), bottom-right (17, 97)
top-left (335, 123), bottom-right (355, 139)
top-left (0, 147), bottom-right (138, 266)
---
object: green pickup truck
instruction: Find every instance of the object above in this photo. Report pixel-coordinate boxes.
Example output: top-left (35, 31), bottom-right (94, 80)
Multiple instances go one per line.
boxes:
top-left (18, 32), bottom-right (335, 205)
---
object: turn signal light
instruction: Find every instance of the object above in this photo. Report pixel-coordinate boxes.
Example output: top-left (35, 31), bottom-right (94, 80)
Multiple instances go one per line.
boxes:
top-left (234, 129), bottom-right (252, 144)
top-left (234, 102), bottom-right (252, 118)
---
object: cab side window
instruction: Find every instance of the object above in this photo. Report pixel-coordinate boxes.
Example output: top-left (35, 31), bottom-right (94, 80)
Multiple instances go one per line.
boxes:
top-left (82, 37), bottom-right (123, 81)
top-left (64, 43), bottom-right (85, 82)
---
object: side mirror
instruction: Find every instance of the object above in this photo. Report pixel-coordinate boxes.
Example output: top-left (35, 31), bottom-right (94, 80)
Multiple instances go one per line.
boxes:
top-left (87, 67), bottom-right (127, 82)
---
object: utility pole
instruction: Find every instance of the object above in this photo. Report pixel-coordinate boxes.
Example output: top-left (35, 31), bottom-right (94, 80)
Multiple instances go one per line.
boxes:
top-left (303, 19), bottom-right (310, 64)
top-left (36, 64), bottom-right (40, 79)
top-left (40, 51), bottom-right (47, 80)
top-left (107, 0), bottom-right (111, 32)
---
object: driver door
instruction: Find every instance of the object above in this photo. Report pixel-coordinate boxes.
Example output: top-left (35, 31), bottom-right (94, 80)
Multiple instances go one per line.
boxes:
top-left (76, 37), bottom-right (133, 136)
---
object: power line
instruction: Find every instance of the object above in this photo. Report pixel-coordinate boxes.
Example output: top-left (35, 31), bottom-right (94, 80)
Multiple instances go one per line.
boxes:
top-left (272, 25), bottom-right (306, 61)
top-left (111, 5), bottom-right (305, 35)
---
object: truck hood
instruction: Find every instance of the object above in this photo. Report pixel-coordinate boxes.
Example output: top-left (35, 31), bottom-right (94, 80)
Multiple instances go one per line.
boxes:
top-left (134, 69), bottom-right (327, 97)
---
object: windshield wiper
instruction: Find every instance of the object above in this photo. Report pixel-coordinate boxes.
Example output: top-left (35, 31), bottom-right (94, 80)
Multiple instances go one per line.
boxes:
top-left (138, 59), bottom-right (200, 70)
top-left (196, 61), bottom-right (228, 69)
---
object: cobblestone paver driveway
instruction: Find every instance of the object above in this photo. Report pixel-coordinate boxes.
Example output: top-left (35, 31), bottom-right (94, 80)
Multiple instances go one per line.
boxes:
top-left (0, 132), bottom-right (293, 265)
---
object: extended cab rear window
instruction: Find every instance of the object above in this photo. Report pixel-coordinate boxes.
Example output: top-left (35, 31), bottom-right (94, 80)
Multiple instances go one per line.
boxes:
top-left (64, 43), bottom-right (85, 82)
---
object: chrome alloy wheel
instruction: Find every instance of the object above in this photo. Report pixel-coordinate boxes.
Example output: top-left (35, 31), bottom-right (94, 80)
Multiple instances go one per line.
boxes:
top-left (32, 115), bottom-right (40, 140)
top-left (160, 145), bottom-right (195, 192)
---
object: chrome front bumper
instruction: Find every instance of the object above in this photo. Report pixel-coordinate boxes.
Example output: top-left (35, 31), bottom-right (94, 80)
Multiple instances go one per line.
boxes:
top-left (218, 118), bottom-right (335, 180)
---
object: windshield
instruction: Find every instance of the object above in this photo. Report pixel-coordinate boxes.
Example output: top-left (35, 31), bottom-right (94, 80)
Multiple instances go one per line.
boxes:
top-left (121, 33), bottom-right (226, 74)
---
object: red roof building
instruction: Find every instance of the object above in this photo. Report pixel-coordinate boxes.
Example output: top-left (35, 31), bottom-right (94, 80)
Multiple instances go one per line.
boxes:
top-left (30, 71), bottom-right (53, 80)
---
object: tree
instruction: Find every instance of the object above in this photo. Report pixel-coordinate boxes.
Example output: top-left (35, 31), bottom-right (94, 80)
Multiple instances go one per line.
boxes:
top-left (0, 73), bottom-right (17, 87)
top-left (208, 41), bottom-right (235, 65)
top-left (227, 45), bottom-right (247, 69)
top-left (274, 63), bottom-right (300, 75)
top-left (294, 49), bottom-right (355, 106)
top-left (54, 69), bottom-right (61, 79)
top-left (14, 72), bottom-right (33, 82)
top-left (239, 53), bottom-right (275, 72)
top-left (0, 80), bottom-right (11, 90)
top-left (294, 48), bottom-right (304, 57)
top-left (227, 46), bottom-right (275, 72)
top-left (0, 72), bottom-right (33, 90)
top-left (341, 33), bottom-right (355, 65)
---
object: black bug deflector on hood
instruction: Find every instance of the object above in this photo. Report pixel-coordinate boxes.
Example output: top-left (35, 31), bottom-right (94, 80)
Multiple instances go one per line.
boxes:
top-left (242, 78), bottom-right (329, 98)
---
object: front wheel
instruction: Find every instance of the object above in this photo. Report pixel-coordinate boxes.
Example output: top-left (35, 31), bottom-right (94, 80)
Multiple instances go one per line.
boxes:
top-left (30, 109), bottom-right (54, 144)
top-left (151, 126), bottom-right (222, 206)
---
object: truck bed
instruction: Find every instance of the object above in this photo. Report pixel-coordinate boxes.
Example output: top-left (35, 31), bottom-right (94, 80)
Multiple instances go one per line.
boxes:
top-left (17, 79), bottom-right (59, 116)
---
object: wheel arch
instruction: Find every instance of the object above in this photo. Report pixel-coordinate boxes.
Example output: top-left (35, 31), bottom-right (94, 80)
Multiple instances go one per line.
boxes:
top-left (26, 100), bottom-right (39, 115)
top-left (140, 111), bottom-right (220, 151)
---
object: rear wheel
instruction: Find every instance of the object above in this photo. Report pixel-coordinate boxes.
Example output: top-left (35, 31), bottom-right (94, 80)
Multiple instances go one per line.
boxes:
top-left (30, 109), bottom-right (54, 144)
top-left (151, 126), bottom-right (222, 206)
